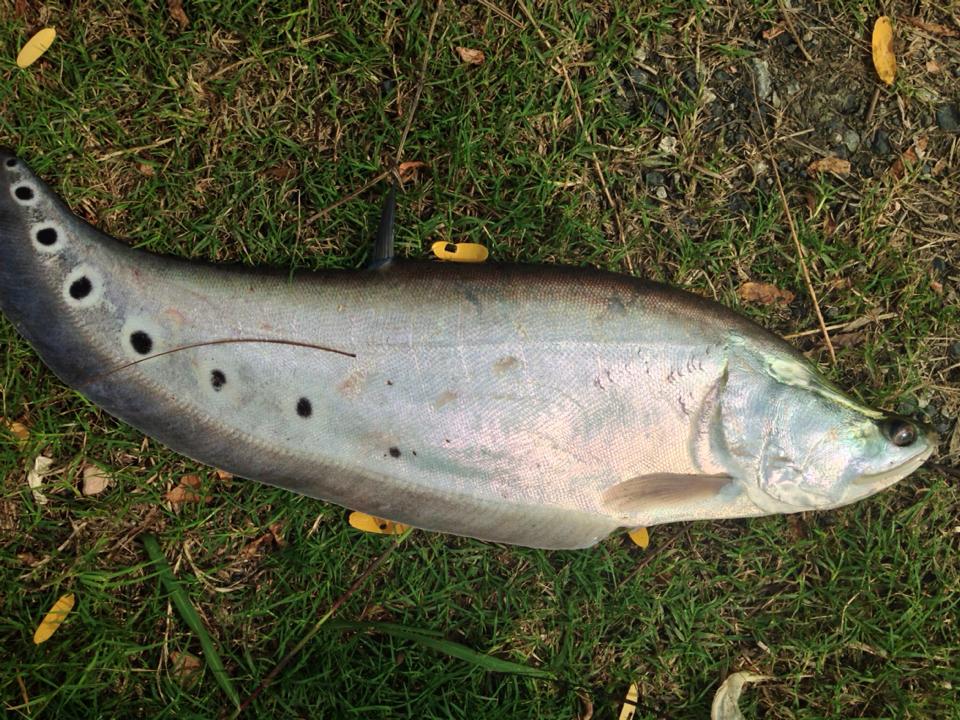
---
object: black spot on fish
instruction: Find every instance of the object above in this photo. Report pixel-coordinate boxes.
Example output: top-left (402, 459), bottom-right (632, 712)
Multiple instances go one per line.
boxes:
top-left (389, 447), bottom-right (401, 458)
top-left (36, 227), bottom-right (57, 246)
top-left (69, 276), bottom-right (92, 299)
top-left (210, 369), bottom-right (226, 391)
top-left (130, 331), bottom-right (153, 355)
top-left (5, 158), bottom-right (16, 168)
top-left (14, 185), bottom-right (34, 201)
top-left (296, 397), bottom-right (312, 417)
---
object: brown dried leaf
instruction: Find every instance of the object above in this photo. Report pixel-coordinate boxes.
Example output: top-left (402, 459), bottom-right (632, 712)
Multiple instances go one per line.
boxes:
top-left (925, 59), bottom-right (942, 74)
top-left (872, 17), bottom-right (896, 85)
top-left (168, 0), bottom-right (189, 30)
top-left (263, 164), bottom-right (298, 181)
top-left (397, 160), bottom-right (428, 183)
top-left (806, 156), bottom-right (851, 177)
top-left (762, 25), bottom-right (786, 41)
top-left (887, 136), bottom-right (928, 179)
top-left (214, 468), bottom-right (233, 481)
top-left (81, 465), bottom-right (112, 496)
top-left (165, 474), bottom-right (207, 505)
top-left (137, 162), bottom-right (155, 177)
top-left (901, 16), bottom-right (959, 38)
top-left (823, 212), bottom-right (837, 237)
top-left (268, 521), bottom-right (286, 546)
top-left (170, 651), bottom-right (202, 686)
top-left (738, 281), bottom-right (795, 306)
top-left (2, 418), bottom-right (30, 443)
top-left (14, 0), bottom-right (30, 19)
top-left (831, 331), bottom-right (867, 348)
top-left (456, 46), bottom-right (485, 65)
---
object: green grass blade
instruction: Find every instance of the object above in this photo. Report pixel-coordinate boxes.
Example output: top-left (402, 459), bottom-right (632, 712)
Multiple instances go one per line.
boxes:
top-left (141, 533), bottom-right (241, 709)
top-left (325, 620), bottom-right (555, 679)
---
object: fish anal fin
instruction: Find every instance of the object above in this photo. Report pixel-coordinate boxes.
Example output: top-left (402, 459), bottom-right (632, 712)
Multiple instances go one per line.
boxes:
top-left (603, 473), bottom-right (733, 513)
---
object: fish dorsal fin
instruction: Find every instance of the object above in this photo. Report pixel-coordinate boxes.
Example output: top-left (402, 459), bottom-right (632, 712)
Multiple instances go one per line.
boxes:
top-left (369, 183), bottom-right (397, 268)
top-left (603, 473), bottom-right (732, 513)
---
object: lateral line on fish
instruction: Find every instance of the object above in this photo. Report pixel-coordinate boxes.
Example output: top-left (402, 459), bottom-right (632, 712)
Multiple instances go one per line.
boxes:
top-left (79, 337), bottom-right (357, 386)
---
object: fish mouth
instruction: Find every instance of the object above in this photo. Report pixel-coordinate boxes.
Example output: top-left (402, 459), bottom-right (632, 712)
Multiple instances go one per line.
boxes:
top-left (850, 441), bottom-right (935, 488)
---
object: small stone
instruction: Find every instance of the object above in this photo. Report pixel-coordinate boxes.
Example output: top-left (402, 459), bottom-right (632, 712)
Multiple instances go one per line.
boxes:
top-left (786, 81), bottom-right (800, 96)
top-left (840, 93), bottom-right (860, 115)
top-left (949, 341), bottom-right (960, 359)
top-left (871, 130), bottom-right (892, 156)
top-left (843, 129), bottom-right (860, 153)
top-left (645, 171), bottom-right (665, 186)
top-left (936, 104), bottom-right (960, 132)
top-left (750, 58), bottom-right (773, 101)
top-left (652, 99), bottom-right (669, 120)
top-left (933, 257), bottom-right (948, 276)
top-left (655, 186), bottom-right (668, 201)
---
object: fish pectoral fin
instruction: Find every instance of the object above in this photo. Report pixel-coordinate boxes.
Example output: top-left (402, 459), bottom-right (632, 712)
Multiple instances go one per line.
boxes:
top-left (369, 183), bottom-right (397, 268)
top-left (603, 473), bottom-right (733, 513)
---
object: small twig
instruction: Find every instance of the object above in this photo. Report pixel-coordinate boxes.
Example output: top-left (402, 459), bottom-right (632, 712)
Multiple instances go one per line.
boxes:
top-left (777, 0), bottom-right (815, 63)
top-left (476, 0), bottom-right (523, 28)
top-left (516, 0), bottom-right (632, 271)
top-left (751, 81), bottom-right (836, 364)
top-left (305, 169), bottom-right (392, 224)
top-left (864, 85), bottom-right (881, 125)
top-left (395, 1), bottom-right (443, 163)
top-left (927, 462), bottom-right (960, 482)
top-left (230, 531), bottom-right (410, 717)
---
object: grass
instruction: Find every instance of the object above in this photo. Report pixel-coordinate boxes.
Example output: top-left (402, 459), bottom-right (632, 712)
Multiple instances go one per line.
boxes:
top-left (1, 1), bottom-right (959, 718)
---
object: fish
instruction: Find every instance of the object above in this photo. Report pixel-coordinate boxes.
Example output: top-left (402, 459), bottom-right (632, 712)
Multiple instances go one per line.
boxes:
top-left (0, 149), bottom-right (935, 549)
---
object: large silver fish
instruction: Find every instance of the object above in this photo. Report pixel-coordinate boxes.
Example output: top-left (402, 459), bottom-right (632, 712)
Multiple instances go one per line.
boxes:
top-left (0, 150), bottom-right (934, 549)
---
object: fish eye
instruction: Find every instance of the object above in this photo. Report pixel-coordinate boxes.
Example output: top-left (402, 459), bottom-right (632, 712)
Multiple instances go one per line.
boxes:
top-left (881, 418), bottom-right (917, 447)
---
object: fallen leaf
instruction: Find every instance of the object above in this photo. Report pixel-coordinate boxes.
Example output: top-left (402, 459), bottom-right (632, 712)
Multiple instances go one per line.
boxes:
top-left (711, 672), bottom-right (773, 720)
top-left (81, 465), bottom-right (112, 496)
top-left (456, 46), bottom-right (485, 65)
top-left (831, 331), bottom-right (867, 348)
top-left (33, 593), bottom-right (75, 644)
top-left (165, 474), bottom-right (207, 505)
top-left (137, 162), bottom-right (155, 177)
top-left (628, 527), bottom-right (649, 549)
top-left (806, 156), bottom-right (851, 177)
top-left (14, 0), bottom-right (29, 19)
top-left (170, 651), bottom-right (202, 686)
top-left (872, 16), bottom-right (896, 86)
top-left (348, 511), bottom-right (410, 535)
top-left (2, 418), bottom-right (30, 443)
top-left (887, 136), bottom-right (928, 179)
top-left (27, 455), bottom-right (55, 505)
top-left (925, 59), bottom-right (942, 74)
top-left (168, 0), bottom-right (189, 30)
top-left (738, 281), bottom-right (795, 306)
top-left (762, 24), bottom-right (786, 41)
top-left (268, 521), bottom-right (286, 546)
top-left (263, 164), bottom-right (298, 181)
top-left (16, 27), bottom-right (56, 69)
top-left (214, 468), bottom-right (233, 481)
top-left (397, 160), bottom-right (427, 182)
top-left (0, 499), bottom-right (17, 531)
top-left (901, 16), bottom-right (959, 38)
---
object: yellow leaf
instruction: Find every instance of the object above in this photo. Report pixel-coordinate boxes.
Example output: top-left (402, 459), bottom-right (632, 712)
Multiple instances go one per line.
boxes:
top-left (872, 17), bottom-right (896, 85)
top-left (456, 46), bottom-right (485, 65)
top-left (431, 241), bottom-right (489, 263)
top-left (33, 593), bottom-right (75, 644)
top-left (16, 27), bottom-right (56, 69)
top-left (27, 455), bottom-right (55, 505)
top-left (618, 682), bottom-right (639, 720)
top-left (2, 418), bottom-right (29, 443)
top-left (348, 511), bottom-right (410, 535)
top-left (628, 527), bottom-right (649, 549)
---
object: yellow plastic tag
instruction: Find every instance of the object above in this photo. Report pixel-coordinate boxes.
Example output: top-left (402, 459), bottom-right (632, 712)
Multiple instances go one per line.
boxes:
top-left (348, 511), bottom-right (410, 535)
top-left (618, 682), bottom-right (639, 720)
top-left (16, 27), bottom-right (56, 69)
top-left (628, 527), bottom-right (649, 549)
top-left (33, 592), bottom-right (74, 644)
top-left (431, 241), bottom-right (488, 263)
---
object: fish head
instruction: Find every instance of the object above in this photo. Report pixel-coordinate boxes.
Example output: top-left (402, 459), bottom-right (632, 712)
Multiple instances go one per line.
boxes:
top-left (718, 341), bottom-right (935, 514)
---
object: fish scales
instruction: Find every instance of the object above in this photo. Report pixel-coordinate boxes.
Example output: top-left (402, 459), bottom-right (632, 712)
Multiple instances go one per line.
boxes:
top-left (0, 151), bottom-right (934, 548)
